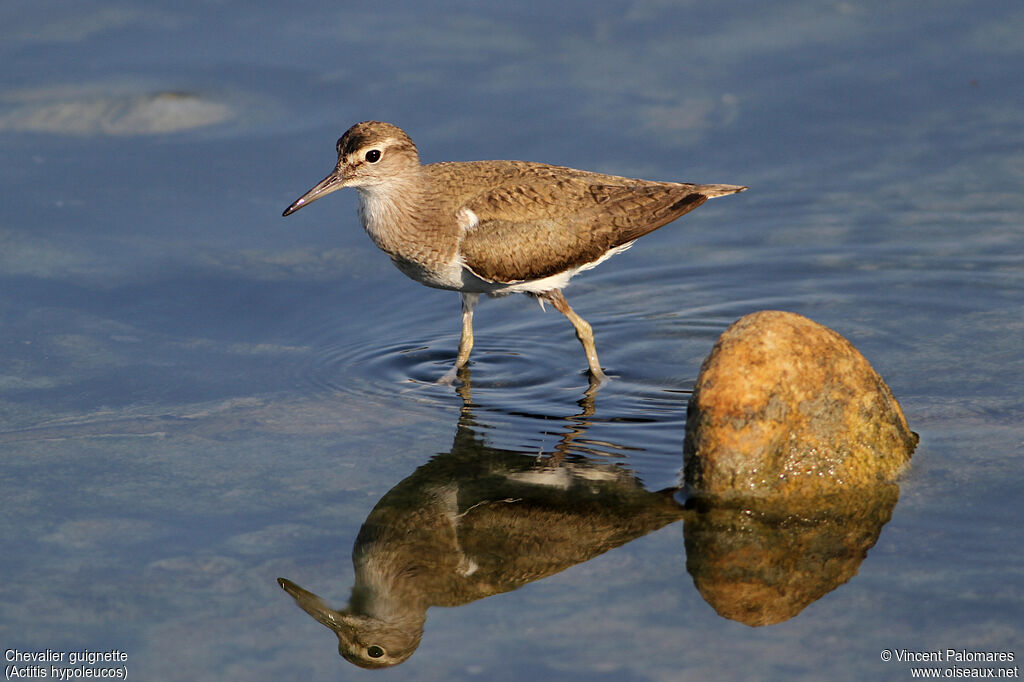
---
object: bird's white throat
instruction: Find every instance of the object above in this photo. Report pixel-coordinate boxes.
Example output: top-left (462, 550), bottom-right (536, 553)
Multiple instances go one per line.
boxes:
top-left (355, 179), bottom-right (424, 254)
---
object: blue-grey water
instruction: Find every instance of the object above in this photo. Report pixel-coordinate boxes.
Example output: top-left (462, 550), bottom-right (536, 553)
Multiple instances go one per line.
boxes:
top-left (1, 1), bottom-right (1022, 680)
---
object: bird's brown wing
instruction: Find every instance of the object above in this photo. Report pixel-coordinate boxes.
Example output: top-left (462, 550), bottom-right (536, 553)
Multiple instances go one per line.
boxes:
top-left (459, 179), bottom-right (714, 283)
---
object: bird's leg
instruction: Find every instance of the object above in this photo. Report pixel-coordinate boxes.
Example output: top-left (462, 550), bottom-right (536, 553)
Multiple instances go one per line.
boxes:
top-left (541, 290), bottom-right (608, 383)
top-left (439, 293), bottom-right (479, 385)
top-left (455, 292), bottom-right (479, 369)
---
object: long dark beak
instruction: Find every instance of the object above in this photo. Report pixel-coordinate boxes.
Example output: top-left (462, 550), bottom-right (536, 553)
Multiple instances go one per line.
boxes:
top-left (282, 168), bottom-right (348, 217)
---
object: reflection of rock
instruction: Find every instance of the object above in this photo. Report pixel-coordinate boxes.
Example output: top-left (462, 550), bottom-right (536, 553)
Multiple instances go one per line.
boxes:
top-left (279, 422), bottom-right (683, 668)
top-left (684, 310), bottom-right (917, 498)
top-left (0, 85), bottom-right (232, 135)
top-left (684, 484), bottom-right (899, 626)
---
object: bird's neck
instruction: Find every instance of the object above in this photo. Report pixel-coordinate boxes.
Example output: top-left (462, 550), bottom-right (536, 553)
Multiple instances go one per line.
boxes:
top-left (356, 171), bottom-right (455, 267)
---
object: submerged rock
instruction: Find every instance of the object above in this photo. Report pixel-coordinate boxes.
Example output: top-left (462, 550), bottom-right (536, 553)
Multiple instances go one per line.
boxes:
top-left (684, 310), bottom-right (917, 498)
top-left (0, 84), bottom-right (233, 136)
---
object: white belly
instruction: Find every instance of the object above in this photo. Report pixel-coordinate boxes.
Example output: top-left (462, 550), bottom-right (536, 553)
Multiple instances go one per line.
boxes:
top-left (457, 240), bottom-right (636, 296)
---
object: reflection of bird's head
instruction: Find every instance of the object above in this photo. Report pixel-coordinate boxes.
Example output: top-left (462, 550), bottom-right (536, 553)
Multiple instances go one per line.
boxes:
top-left (277, 577), bottom-right (421, 669)
top-left (334, 612), bottom-right (421, 669)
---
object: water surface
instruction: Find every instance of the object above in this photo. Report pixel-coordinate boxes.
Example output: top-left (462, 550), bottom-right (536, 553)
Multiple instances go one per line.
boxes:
top-left (1, 1), bottom-right (1022, 680)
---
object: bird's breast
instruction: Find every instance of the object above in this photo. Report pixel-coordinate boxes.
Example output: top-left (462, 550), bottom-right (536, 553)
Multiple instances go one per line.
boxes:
top-left (356, 189), bottom-right (404, 254)
top-left (356, 185), bottom-right (499, 292)
top-left (389, 255), bottom-right (466, 290)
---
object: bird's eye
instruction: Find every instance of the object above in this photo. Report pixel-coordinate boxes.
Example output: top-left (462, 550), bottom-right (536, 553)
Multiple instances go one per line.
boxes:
top-left (365, 149), bottom-right (381, 163)
top-left (367, 645), bottom-right (385, 659)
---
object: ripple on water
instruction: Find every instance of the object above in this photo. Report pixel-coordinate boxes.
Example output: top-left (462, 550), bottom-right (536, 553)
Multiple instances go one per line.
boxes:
top-left (295, 324), bottom-right (599, 405)
top-left (287, 304), bottom-right (689, 468)
top-left (281, 276), bottom-right (738, 491)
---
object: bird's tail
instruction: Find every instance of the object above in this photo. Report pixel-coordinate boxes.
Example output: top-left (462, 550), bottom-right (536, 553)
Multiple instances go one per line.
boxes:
top-left (696, 183), bottom-right (747, 198)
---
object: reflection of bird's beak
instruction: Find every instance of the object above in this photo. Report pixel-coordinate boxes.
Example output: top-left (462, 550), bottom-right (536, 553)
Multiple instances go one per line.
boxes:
top-left (282, 168), bottom-right (348, 216)
top-left (277, 577), bottom-right (345, 631)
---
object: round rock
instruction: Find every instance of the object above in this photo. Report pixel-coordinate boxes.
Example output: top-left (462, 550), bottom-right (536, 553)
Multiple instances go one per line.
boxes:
top-left (684, 310), bottom-right (917, 497)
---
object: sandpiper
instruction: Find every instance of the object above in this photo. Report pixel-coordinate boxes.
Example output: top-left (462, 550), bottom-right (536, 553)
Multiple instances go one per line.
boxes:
top-left (283, 121), bottom-right (745, 382)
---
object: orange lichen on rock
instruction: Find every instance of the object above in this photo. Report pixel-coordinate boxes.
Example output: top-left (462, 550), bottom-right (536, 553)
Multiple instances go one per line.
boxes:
top-left (684, 310), bottom-right (917, 498)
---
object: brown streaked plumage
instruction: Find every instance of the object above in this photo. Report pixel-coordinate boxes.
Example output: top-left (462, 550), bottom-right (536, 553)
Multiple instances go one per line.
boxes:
top-left (283, 121), bottom-right (745, 383)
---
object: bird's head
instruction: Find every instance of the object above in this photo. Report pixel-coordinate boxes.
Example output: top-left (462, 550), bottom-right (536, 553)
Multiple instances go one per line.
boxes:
top-left (283, 121), bottom-right (420, 216)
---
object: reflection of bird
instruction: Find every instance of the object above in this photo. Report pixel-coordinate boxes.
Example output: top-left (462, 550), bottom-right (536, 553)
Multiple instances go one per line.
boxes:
top-left (278, 424), bottom-right (684, 668)
top-left (283, 121), bottom-right (745, 382)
